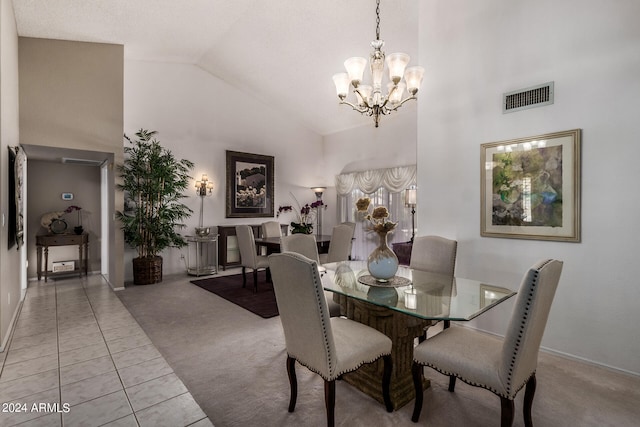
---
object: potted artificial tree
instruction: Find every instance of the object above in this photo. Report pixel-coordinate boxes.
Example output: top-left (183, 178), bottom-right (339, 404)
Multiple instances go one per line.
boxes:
top-left (116, 129), bottom-right (194, 285)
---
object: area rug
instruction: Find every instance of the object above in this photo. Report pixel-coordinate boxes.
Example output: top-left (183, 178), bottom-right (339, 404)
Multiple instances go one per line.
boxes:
top-left (190, 273), bottom-right (279, 318)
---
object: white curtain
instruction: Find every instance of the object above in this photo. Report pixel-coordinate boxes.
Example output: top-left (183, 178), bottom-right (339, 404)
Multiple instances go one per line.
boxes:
top-left (335, 166), bottom-right (416, 261)
top-left (335, 165), bottom-right (416, 195)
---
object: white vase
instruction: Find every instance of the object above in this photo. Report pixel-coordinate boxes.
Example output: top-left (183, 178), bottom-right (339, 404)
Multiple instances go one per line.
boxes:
top-left (367, 231), bottom-right (399, 281)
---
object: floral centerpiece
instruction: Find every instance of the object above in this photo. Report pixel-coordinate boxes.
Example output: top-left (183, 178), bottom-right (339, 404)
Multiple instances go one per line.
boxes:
top-left (278, 193), bottom-right (327, 234)
top-left (356, 197), bottom-right (399, 281)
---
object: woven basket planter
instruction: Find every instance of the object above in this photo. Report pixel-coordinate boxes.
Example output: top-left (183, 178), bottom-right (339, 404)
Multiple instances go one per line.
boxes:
top-left (132, 256), bottom-right (163, 285)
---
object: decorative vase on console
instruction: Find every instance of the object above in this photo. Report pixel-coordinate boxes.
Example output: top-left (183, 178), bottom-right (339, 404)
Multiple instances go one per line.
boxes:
top-left (356, 197), bottom-right (399, 282)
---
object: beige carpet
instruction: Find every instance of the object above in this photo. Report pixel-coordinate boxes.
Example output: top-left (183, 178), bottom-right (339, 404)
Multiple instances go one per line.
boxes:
top-left (117, 273), bottom-right (640, 427)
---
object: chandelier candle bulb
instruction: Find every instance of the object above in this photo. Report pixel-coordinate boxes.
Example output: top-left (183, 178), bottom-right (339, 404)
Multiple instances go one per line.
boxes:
top-left (333, 73), bottom-right (350, 99)
top-left (404, 66), bottom-right (425, 95)
top-left (345, 57), bottom-right (367, 85)
top-left (386, 52), bottom-right (410, 83)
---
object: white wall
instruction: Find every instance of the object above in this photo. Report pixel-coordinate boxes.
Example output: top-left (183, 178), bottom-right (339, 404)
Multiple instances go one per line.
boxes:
top-left (418, 0), bottom-right (640, 374)
top-left (19, 37), bottom-right (124, 289)
top-left (124, 60), bottom-right (327, 278)
top-left (323, 110), bottom-right (418, 228)
top-left (0, 0), bottom-right (22, 349)
top-left (323, 110), bottom-right (417, 176)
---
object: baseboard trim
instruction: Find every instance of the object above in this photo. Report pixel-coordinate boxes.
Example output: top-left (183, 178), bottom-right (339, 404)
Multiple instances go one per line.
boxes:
top-left (458, 323), bottom-right (640, 378)
top-left (0, 295), bottom-right (25, 353)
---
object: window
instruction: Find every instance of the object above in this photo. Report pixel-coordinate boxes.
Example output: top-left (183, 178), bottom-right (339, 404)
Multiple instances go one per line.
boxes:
top-left (338, 185), bottom-right (415, 261)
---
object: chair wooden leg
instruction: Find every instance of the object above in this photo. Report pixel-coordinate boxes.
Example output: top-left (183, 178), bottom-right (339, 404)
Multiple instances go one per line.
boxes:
top-left (242, 267), bottom-right (247, 288)
top-left (266, 267), bottom-right (272, 283)
top-left (500, 397), bottom-right (515, 427)
top-left (448, 375), bottom-right (456, 392)
top-left (523, 374), bottom-right (536, 427)
top-left (286, 356), bottom-right (297, 412)
top-left (324, 379), bottom-right (335, 427)
top-left (411, 362), bottom-right (424, 422)
top-left (253, 269), bottom-right (258, 293)
top-left (382, 355), bottom-right (393, 412)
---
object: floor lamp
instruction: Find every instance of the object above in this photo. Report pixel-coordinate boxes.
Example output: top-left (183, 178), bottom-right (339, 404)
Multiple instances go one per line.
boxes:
top-left (405, 185), bottom-right (417, 243)
top-left (311, 187), bottom-right (326, 236)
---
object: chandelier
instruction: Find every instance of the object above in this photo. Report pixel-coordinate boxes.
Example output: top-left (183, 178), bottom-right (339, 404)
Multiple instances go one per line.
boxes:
top-left (332, 0), bottom-right (424, 127)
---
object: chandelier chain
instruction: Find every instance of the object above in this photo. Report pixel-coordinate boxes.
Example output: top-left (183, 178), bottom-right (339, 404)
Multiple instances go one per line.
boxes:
top-left (375, 0), bottom-right (381, 41)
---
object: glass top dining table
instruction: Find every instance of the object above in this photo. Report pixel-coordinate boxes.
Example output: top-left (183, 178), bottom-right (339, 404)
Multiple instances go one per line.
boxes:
top-left (321, 260), bottom-right (516, 321)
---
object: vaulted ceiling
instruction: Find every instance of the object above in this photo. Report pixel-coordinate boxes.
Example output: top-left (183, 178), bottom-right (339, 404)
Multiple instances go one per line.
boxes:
top-left (12, 0), bottom-right (420, 136)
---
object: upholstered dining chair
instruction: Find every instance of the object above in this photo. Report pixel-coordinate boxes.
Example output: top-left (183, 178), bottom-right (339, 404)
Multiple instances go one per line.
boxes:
top-left (235, 225), bottom-right (270, 293)
top-left (409, 235), bottom-right (458, 275)
top-left (268, 252), bottom-right (393, 427)
top-left (280, 234), bottom-right (320, 261)
top-left (259, 221), bottom-right (282, 255)
top-left (319, 223), bottom-right (355, 264)
top-left (280, 234), bottom-right (341, 317)
top-left (261, 221), bottom-right (282, 238)
top-left (409, 235), bottom-right (458, 335)
top-left (411, 259), bottom-right (563, 427)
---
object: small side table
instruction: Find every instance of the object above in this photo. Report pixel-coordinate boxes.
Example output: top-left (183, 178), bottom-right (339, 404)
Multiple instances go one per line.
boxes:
top-left (186, 234), bottom-right (219, 276)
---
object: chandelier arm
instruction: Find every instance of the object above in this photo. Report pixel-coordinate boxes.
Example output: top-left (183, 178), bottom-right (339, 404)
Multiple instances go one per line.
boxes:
top-left (339, 100), bottom-right (370, 114)
top-left (382, 95), bottom-right (418, 113)
top-left (353, 87), bottom-right (373, 109)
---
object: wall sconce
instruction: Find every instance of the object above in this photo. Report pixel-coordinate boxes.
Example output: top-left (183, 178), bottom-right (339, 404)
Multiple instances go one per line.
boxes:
top-left (195, 174), bottom-right (214, 236)
top-left (405, 185), bottom-right (417, 243)
top-left (311, 187), bottom-right (326, 237)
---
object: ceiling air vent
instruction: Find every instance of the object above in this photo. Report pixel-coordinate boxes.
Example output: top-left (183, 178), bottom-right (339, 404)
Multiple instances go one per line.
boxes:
top-left (503, 82), bottom-right (554, 113)
top-left (61, 157), bottom-right (104, 166)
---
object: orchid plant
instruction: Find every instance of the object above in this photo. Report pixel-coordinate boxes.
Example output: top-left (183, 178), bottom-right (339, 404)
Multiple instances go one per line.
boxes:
top-left (277, 192), bottom-right (327, 234)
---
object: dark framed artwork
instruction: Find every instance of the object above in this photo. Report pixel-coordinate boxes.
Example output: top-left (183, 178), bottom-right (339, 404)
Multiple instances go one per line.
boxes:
top-left (225, 150), bottom-right (274, 218)
top-left (8, 146), bottom-right (25, 250)
top-left (480, 129), bottom-right (581, 242)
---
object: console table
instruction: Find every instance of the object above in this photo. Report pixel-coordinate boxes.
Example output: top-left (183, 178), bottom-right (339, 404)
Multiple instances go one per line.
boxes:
top-left (36, 233), bottom-right (89, 282)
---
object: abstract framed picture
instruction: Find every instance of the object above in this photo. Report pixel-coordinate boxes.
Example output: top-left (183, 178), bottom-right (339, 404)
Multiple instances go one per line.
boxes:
top-left (225, 150), bottom-right (274, 218)
top-left (480, 129), bottom-right (581, 242)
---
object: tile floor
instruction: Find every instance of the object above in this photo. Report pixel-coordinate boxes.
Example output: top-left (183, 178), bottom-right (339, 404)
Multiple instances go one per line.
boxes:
top-left (0, 274), bottom-right (213, 427)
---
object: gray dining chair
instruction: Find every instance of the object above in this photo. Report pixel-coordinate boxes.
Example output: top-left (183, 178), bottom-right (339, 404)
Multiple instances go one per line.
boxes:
top-left (409, 235), bottom-right (458, 275)
top-left (235, 225), bottom-right (270, 293)
top-left (280, 234), bottom-right (319, 261)
top-left (268, 252), bottom-right (393, 427)
top-left (280, 234), bottom-right (341, 317)
top-left (319, 223), bottom-right (355, 264)
top-left (411, 259), bottom-right (563, 427)
top-left (409, 235), bottom-right (458, 335)
top-left (261, 221), bottom-right (282, 238)
top-left (259, 221), bottom-right (282, 255)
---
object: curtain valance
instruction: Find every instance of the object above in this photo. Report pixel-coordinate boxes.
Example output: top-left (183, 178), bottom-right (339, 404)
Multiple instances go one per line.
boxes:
top-left (335, 165), bottom-right (416, 195)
